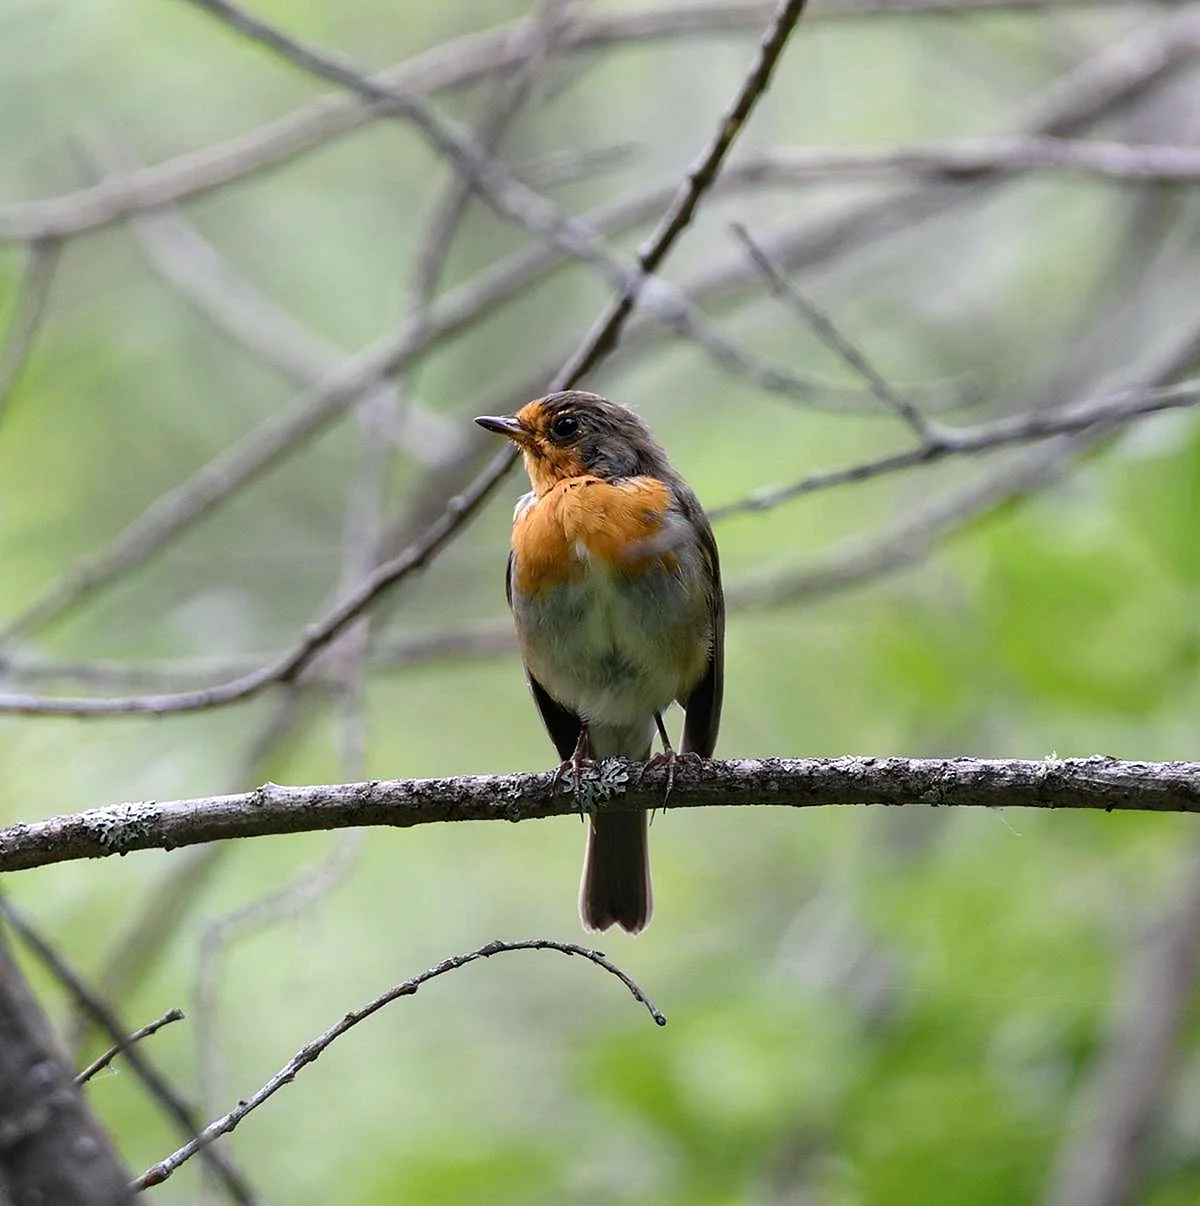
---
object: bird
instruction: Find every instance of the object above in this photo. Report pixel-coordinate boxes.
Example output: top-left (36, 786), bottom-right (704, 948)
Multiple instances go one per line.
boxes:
top-left (475, 390), bottom-right (724, 934)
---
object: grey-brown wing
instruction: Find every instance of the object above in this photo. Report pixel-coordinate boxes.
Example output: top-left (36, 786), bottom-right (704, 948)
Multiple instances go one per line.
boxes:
top-left (528, 672), bottom-right (584, 762)
top-left (680, 511), bottom-right (724, 758)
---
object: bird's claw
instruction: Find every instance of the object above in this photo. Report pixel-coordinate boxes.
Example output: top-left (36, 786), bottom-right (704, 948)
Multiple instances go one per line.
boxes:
top-left (638, 748), bottom-right (703, 803)
top-left (553, 729), bottom-right (594, 818)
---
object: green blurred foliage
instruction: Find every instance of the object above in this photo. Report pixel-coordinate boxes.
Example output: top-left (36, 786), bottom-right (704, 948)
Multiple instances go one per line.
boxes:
top-left (2, 1), bottom-right (1200, 1203)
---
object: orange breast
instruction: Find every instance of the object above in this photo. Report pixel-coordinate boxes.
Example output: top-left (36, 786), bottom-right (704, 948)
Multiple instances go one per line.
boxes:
top-left (511, 475), bottom-right (674, 596)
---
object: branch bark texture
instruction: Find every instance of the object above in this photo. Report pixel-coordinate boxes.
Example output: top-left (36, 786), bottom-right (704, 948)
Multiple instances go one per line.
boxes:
top-left (2, 756), bottom-right (1197, 875)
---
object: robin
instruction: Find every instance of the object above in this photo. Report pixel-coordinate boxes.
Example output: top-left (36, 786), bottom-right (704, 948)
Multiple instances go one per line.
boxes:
top-left (476, 390), bottom-right (724, 934)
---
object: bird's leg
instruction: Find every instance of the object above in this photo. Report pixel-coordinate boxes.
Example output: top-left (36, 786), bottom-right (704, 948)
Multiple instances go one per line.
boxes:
top-left (552, 725), bottom-right (594, 816)
top-left (639, 712), bottom-right (702, 802)
top-left (654, 712), bottom-right (672, 753)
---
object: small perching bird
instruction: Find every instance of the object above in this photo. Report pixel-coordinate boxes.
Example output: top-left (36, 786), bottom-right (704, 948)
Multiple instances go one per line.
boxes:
top-left (476, 391), bottom-right (724, 933)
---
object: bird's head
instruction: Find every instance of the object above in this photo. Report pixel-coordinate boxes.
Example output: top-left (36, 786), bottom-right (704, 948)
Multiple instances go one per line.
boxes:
top-left (476, 391), bottom-right (671, 494)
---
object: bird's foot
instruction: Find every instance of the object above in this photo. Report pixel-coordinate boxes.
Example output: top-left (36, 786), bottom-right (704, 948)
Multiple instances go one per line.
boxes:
top-left (553, 728), bottom-right (594, 818)
top-left (639, 748), bottom-right (704, 802)
top-left (638, 714), bottom-right (704, 803)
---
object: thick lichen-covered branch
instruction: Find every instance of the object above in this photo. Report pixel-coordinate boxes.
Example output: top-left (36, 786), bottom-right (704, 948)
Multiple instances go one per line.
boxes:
top-left (2, 755), bottom-right (1197, 874)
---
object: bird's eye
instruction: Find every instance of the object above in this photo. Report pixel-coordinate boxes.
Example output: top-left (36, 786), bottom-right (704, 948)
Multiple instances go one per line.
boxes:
top-left (550, 414), bottom-right (579, 441)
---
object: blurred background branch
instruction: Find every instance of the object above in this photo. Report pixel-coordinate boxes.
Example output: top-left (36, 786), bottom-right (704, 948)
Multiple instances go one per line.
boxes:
top-left (0, 898), bottom-right (259, 1203)
top-left (0, 922), bottom-right (133, 1206)
top-left (1042, 840), bottom-right (1200, 1206)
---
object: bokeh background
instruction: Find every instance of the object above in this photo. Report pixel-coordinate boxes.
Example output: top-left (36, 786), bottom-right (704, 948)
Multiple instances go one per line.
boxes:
top-left (3, 0), bottom-right (1200, 1202)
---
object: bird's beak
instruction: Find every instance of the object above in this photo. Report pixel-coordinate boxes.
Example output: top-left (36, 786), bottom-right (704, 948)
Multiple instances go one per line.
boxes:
top-left (475, 414), bottom-right (529, 444)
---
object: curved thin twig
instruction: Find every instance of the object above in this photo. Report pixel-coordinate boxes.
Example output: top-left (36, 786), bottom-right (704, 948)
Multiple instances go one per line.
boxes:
top-left (134, 937), bottom-right (665, 1190)
top-left (74, 1007), bottom-right (186, 1086)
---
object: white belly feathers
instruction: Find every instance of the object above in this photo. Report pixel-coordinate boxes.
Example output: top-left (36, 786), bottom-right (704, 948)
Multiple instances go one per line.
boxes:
top-left (513, 547), bottom-right (709, 729)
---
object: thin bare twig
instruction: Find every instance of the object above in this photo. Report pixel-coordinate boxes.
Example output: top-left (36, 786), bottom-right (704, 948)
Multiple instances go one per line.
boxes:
top-left (439, 9), bottom-right (1200, 482)
top-left (709, 377), bottom-right (1200, 519)
top-left (556, 0), bottom-right (809, 383)
top-left (725, 434), bottom-right (1088, 607)
top-left (726, 136), bottom-right (1200, 185)
top-left (668, 311), bottom-right (930, 410)
top-left (3, 756), bottom-right (1200, 875)
top-left (136, 938), bottom-right (664, 1189)
top-left (0, 649), bottom-right (264, 692)
top-left (731, 222), bottom-right (935, 440)
top-left (0, 240), bottom-right (60, 423)
top-left (408, 0), bottom-right (576, 312)
top-left (74, 1007), bottom-right (186, 1086)
top-left (0, 623), bottom-right (510, 692)
top-left (0, 897), bottom-right (260, 1205)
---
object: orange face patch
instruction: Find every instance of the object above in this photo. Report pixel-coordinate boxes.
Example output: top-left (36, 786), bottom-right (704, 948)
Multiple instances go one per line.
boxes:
top-left (512, 400), bottom-right (590, 494)
top-left (512, 475), bottom-right (674, 595)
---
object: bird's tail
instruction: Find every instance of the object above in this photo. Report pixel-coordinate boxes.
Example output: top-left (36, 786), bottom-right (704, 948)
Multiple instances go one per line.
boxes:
top-left (579, 725), bottom-right (652, 935)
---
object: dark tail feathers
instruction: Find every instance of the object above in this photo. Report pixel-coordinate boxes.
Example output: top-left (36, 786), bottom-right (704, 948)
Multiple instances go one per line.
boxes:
top-left (579, 810), bottom-right (651, 935)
